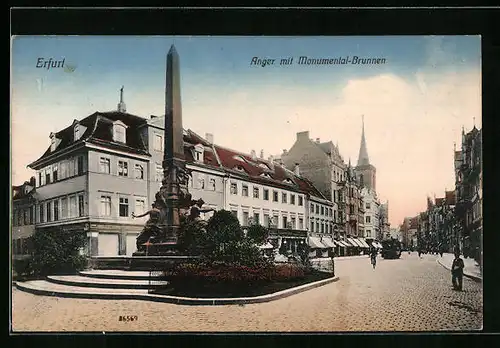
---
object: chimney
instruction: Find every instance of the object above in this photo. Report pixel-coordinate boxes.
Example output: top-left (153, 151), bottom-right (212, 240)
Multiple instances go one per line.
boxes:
top-left (205, 133), bottom-right (214, 144)
top-left (268, 155), bottom-right (274, 165)
top-left (260, 149), bottom-right (264, 159)
top-left (297, 131), bottom-right (309, 141)
top-left (250, 149), bottom-right (257, 160)
top-left (294, 163), bottom-right (300, 176)
top-left (315, 138), bottom-right (320, 143)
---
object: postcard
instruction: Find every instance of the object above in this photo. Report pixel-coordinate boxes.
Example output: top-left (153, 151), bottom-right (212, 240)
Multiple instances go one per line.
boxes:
top-left (11, 35), bottom-right (482, 332)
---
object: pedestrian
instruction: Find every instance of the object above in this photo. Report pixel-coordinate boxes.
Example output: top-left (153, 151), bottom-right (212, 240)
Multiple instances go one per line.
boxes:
top-left (418, 247), bottom-right (422, 258)
top-left (451, 249), bottom-right (465, 291)
top-left (370, 246), bottom-right (377, 269)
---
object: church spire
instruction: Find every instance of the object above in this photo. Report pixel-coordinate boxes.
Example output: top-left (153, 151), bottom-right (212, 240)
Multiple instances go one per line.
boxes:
top-left (117, 85), bottom-right (127, 112)
top-left (357, 115), bottom-right (370, 166)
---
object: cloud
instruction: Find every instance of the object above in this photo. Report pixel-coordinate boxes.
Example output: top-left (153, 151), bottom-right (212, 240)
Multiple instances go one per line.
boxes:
top-left (11, 68), bottom-right (481, 227)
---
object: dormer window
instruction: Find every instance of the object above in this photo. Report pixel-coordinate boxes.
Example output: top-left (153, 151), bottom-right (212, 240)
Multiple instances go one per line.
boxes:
top-left (283, 178), bottom-right (294, 185)
top-left (49, 132), bottom-right (60, 152)
top-left (74, 124), bottom-right (81, 141)
top-left (234, 165), bottom-right (246, 172)
top-left (258, 163), bottom-right (270, 170)
top-left (260, 172), bottom-right (271, 179)
top-left (193, 144), bottom-right (204, 163)
top-left (113, 120), bottom-right (128, 143)
top-left (233, 155), bottom-right (246, 163)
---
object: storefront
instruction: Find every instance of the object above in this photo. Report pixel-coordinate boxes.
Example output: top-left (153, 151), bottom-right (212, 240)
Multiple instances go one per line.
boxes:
top-left (88, 223), bottom-right (143, 257)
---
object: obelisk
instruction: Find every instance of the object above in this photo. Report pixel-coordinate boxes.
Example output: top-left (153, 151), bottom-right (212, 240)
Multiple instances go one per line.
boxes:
top-left (162, 44), bottom-right (185, 246)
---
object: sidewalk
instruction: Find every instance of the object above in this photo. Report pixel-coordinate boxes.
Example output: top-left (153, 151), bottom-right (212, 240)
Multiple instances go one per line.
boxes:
top-left (437, 253), bottom-right (482, 282)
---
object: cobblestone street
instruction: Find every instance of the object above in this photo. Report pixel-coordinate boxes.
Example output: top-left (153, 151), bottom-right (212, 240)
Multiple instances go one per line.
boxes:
top-left (11, 253), bottom-right (482, 332)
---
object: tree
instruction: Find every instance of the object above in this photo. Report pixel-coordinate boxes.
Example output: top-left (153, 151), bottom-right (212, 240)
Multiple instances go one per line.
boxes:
top-left (205, 210), bottom-right (244, 249)
top-left (246, 223), bottom-right (269, 245)
top-left (30, 228), bottom-right (87, 276)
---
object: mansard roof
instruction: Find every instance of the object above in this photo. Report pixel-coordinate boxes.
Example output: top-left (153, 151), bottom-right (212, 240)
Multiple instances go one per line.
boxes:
top-left (29, 111), bottom-right (150, 168)
top-left (183, 130), bottom-right (326, 199)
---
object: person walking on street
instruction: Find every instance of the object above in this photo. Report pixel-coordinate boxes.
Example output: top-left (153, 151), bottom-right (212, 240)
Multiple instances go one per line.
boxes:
top-left (451, 249), bottom-right (465, 291)
top-left (370, 246), bottom-right (377, 269)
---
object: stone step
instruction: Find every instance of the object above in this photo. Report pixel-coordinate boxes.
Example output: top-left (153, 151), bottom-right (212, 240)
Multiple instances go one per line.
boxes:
top-left (15, 280), bottom-right (153, 300)
top-left (46, 275), bottom-right (169, 289)
top-left (79, 269), bottom-right (163, 280)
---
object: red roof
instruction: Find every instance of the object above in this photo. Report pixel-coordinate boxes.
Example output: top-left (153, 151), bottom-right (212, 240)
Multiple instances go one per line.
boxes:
top-left (183, 129), bottom-right (326, 199)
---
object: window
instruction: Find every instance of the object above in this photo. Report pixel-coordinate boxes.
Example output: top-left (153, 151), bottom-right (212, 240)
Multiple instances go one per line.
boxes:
top-left (135, 199), bottom-right (145, 215)
top-left (263, 189), bottom-right (269, 200)
top-left (154, 134), bottom-right (163, 151)
top-left (101, 196), bottom-right (111, 216)
top-left (310, 203), bottom-right (314, 213)
top-left (282, 216), bottom-right (287, 228)
top-left (45, 170), bottom-right (51, 185)
top-left (68, 158), bottom-right (75, 177)
top-left (210, 178), bottom-right (216, 191)
top-left (61, 197), bottom-right (68, 218)
top-left (253, 213), bottom-right (260, 224)
top-left (321, 206), bottom-right (324, 215)
top-left (242, 185), bottom-right (249, 197)
top-left (291, 217), bottom-right (296, 229)
top-left (316, 205), bottom-right (319, 214)
top-left (115, 125), bottom-right (126, 143)
top-left (29, 206), bottom-right (34, 224)
top-left (273, 191), bottom-right (278, 202)
top-left (366, 202), bottom-right (371, 209)
top-left (298, 196), bottom-right (303, 206)
top-left (264, 214), bottom-right (270, 227)
top-left (74, 125), bottom-right (80, 141)
top-left (366, 229), bottom-right (371, 237)
top-left (38, 172), bottom-right (42, 187)
top-left (231, 210), bottom-right (238, 218)
top-left (291, 194), bottom-right (295, 205)
top-left (78, 195), bottom-right (84, 217)
top-left (134, 164), bottom-right (144, 179)
top-left (366, 216), bottom-right (371, 223)
top-left (39, 204), bottom-right (44, 223)
top-left (316, 222), bottom-right (320, 232)
top-left (46, 202), bottom-right (52, 222)
top-left (156, 163), bottom-right (163, 182)
top-left (53, 200), bottom-right (59, 221)
top-left (242, 211), bottom-right (249, 226)
top-left (282, 193), bottom-right (287, 203)
top-left (69, 196), bottom-right (77, 218)
top-left (253, 187), bottom-right (259, 198)
top-left (299, 218), bottom-right (304, 230)
top-left (118, 161), bottom-right (128, 177)
top-left (23, 209), bottom-right (28, 225)
top-left (310, 221), bottom-right (314, 232)
top-left (119, 198), bottom-right (129, 217)
top-left (53, 165), bottom-right (58, 182)
top-left (77, 156), bottom-right (84, 175)
top-left (230, 182), bottom-right (238, 195)
top-left (100, 157), bottom-right (110, 174)
top-left (199, 178), bottom-right (205, 189)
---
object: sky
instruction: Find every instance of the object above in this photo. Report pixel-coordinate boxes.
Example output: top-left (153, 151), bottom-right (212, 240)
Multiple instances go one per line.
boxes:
top-left (11, 35), bottom-right (481, 226)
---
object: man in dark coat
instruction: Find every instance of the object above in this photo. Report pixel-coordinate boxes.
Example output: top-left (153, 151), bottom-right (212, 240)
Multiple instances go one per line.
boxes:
top-left (451, 249), bottom-right (465, 291)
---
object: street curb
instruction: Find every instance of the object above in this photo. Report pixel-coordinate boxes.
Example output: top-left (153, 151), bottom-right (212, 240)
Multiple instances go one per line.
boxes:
top-left (436, 259), bottom-right (482, 283)
top-left (15, 275), bottom-right (340, 306)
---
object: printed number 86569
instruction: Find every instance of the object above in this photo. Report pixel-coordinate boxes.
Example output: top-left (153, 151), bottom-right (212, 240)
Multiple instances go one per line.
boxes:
top-left (119, 315), bottom-right (138, 322)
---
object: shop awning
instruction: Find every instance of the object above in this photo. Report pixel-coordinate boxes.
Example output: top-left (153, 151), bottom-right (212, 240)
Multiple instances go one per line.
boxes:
top-left (371, 242), bottom-right (383, 248)
top-left (322, 237), bottom-right (336, 248)
top-left (347, 238), bottom-right (360, 247)
top-left (341, 240), bottom-right (353, 247)
top-left (308, 236), bottom-right (328, 249)
top-left (353, 238), bottom-right (365, 247)
top-left (358, 239), bottom-right (371, 248)
top-left (259, 242), bottom-right (274, 249)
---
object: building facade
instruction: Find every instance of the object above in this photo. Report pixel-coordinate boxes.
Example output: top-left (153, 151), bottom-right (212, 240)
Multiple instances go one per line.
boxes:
top-left (454, 126), bottom-right (482, 262)
top-left (12, 178), bottom-right (37, 260)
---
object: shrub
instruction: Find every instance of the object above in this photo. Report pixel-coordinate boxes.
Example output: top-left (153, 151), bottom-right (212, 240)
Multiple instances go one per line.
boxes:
top-left (176, 218), bottom-right (208, 255)
top-left (246, 224), bottom-right (269, 245)
top-left (30, 228), bottom-right (87, 276)
top-left (205, 210), bottom-right (244, 249)
top-left (13, 258), bottom-right (32, 278)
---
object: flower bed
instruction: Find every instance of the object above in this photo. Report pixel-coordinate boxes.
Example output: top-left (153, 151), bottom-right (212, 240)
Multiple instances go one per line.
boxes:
top-left (152, 262), bottom-right (333, 298)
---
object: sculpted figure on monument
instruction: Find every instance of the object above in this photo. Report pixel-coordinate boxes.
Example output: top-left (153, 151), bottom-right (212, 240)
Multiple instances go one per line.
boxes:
top-left (187, 199), bottom-right (215, 222)
top-left (133, 202), bottom-right (162, 250)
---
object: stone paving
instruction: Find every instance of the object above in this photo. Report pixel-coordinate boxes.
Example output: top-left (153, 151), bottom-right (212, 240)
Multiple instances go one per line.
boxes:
top-left (11, 252), bottom-right (482, 332)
